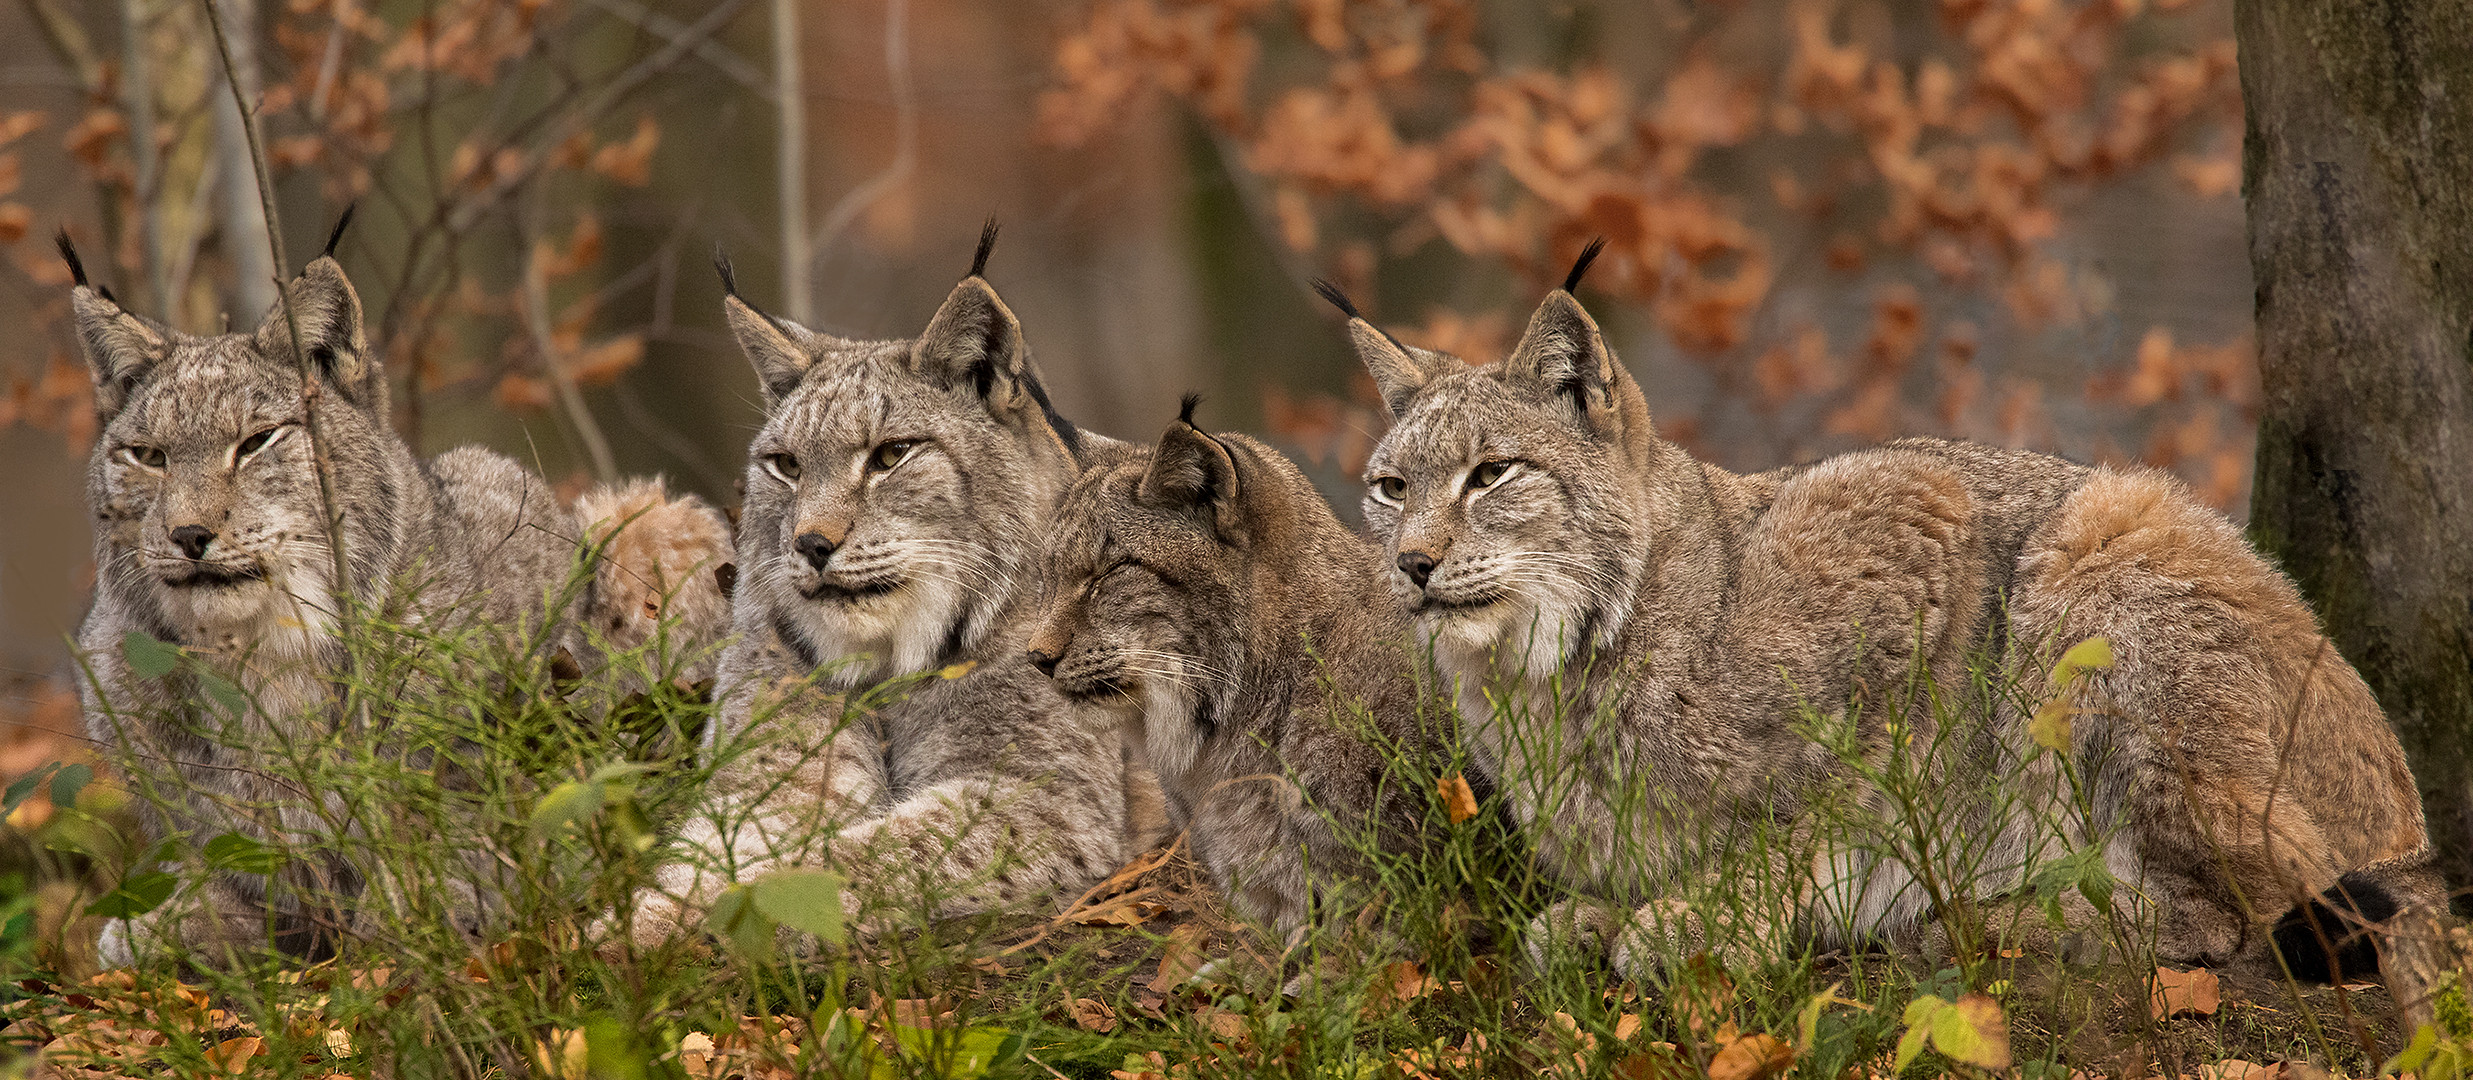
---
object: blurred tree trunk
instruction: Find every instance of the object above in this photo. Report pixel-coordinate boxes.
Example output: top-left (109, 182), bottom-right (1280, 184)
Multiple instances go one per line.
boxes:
top-left (2237, 0), bottom-right (2473, 894)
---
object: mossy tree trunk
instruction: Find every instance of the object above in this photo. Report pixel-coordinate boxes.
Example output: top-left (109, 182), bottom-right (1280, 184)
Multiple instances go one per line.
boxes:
top-left (2237, 0), bottom-right (2473, 894)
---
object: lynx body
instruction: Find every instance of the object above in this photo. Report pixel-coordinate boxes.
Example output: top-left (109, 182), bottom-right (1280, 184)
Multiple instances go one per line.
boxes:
top-left (633, 240), bottom-right (1159, 944)
top-left (69, 239), bottom-right (730, 966)
top-left (1338, 270), bottom-right (2433, 975)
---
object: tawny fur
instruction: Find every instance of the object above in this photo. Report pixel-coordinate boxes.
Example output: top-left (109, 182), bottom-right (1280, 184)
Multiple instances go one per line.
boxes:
top-left (631, 259), bottom-right (1164, 946)
top-left (1025, 411), bottom-right (1462, 940)
top-left (1339, 285), bottom-right (2433, 977)
top-left (67, 254), bottom-right (728, 966)
top-left (574, 477), bottom-right (735, 683)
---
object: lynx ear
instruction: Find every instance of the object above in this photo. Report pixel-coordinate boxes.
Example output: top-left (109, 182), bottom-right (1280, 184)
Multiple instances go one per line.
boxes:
top-left (913, 277), bottom-right (1038, 416)
top-left (1138, 395), bottom-right (1245, 545)
top-left (1502, 290), bottom-right (1620, 426)
top-left (723, 294), bottom-right (820, 406)
top-left (1312, 280), bottom-right (1455, 416)
top-left (61, 231), bottom-right (171, 420)
top-left (255, 255), bottom-right (382, 408)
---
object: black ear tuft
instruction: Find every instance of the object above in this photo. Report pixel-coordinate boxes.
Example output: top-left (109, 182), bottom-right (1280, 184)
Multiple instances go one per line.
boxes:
top-left (98, 284), bottom-right (119, 305)
top-left (56, 230), bottom-right (89, 288)
top-left (1563, 237), bottom-right (1608, 294)
top-left (970, 217), bottom-right (999, 279)
top-left (322, 202), bottom-right (357, 260)
top-left (1309, 278), bottom-right (1362, 320)
top-left (1178, 392), bottom-right (1203, 428)
top-left (713, 245), bottom-right (740, 298)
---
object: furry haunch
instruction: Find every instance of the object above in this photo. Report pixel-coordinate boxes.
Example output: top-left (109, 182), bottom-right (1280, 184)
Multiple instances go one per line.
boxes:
top-left (1329, 261), bottom-right (2437, 979)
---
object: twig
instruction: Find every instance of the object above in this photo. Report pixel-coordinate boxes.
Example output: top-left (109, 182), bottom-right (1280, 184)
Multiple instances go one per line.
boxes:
top-left (585, 0), bottom-right (770, 96)
top-left (200, 0), bottom-right (357, 618)
top-left (807, 0), bottom-right (913, 269)
top-left (519, 199), bottom-right (618, 483)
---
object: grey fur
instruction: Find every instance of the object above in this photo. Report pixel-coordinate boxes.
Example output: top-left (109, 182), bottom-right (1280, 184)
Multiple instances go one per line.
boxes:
top-left (70, 257), bottom-right (730, 965)
top-left (634, 265), bottom-right (1158, 944)
top-left (1025, 414), bottom-right (1459, 939)
top-left (1344, 287), bottom-right (2435, 976)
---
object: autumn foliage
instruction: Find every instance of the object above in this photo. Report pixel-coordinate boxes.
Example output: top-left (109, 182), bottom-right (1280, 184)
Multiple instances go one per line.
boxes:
top-left (1042, 0), bottom-right (2257, 508)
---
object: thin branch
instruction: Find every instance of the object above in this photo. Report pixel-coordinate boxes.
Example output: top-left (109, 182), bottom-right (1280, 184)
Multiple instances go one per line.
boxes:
top-left (200, 0), bottom-right (357, 617)
top-left (807, 0), bottom-right (913, 270)
top-left (585, 0), bottom-right (771, 97)
top-left (519, 203), bottom-right (618, 484)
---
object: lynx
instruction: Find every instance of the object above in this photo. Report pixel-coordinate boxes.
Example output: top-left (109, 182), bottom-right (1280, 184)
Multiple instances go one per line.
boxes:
top-left (65, 226), bottom-right (731, 967)
top-left (631, 229), bottom-right (1161, 945)
top-left (1024, 398), bottom-right (1466, 940)
top-left (1328, 248), bottom-right (2435, 979)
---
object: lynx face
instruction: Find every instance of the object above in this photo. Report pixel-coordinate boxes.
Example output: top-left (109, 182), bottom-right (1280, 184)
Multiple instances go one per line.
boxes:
top-left (77, 256), bottom-right (388, 659)
top-left (1021, 422), bottom-right (1252, 779)
top-left (1349, 294), bottom-right (1660, 676)
top-left (726, 269), bottom-right (1081, 685)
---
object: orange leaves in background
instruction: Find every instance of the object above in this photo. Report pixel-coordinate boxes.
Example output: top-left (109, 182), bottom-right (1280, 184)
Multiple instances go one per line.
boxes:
top-left (1049, 0), bottom-right (2256, 507)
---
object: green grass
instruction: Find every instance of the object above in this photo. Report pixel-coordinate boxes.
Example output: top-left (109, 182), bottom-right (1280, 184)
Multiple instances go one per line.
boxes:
top-left (0, 581), bottom-right (2442, 1079)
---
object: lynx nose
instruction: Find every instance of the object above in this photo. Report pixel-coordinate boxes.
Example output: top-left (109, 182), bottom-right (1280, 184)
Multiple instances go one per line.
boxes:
top-left (1026, 648), bottom-right (1061, 677)
top-left (170, 524), bottom-right (217, 561)
top-left (1396, 550), bottom-right (1436, 589)
top-left (793, 531), bottom-right (837, 570)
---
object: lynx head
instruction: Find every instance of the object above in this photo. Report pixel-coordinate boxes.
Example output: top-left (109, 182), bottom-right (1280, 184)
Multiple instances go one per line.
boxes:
top-left (69, 220), bottom-right (393, 653)
top-left (725, 224), bottom-right (1085, 684)
top-left (1024, 397), bottom-right (1352, 779)
top-left (1333, 242), bottom-right (1676, 672)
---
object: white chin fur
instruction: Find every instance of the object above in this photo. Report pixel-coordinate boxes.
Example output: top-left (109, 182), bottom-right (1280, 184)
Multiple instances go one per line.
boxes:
top-left (148, 560), bottom-right (337, 724)
top-left (789, 575), bottom-right (972, 687)
top-left (1136, 681), bottom-right (1204, 784)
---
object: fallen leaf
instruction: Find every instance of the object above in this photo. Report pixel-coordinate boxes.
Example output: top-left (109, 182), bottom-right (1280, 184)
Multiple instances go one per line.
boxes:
top-left (2149, 966), bottom-right (2221, 1019)
top-left (1194, 1005), bottom-right (1247, 1042)
top-left (208, 1036), bottom-right (266, 1073)
top-left (1361, 961), bottom-right (1438, 1017)
top-left (1069, 998), bottom-right (1118, 1033)
top-left (1439, 774), bottom-right (1480, 824)
top-left (1148, 923), bottom-right (1208, 993)
top-left (1707, 1033), bottom-right (1795, 1080)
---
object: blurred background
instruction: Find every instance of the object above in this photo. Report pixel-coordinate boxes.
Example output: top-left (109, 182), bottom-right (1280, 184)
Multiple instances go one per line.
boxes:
top-left (0, 0), bottom-right (2253, 752)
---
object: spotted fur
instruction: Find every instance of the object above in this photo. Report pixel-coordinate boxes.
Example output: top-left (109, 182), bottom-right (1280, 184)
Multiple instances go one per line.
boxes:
top-left (68, 247), bottom-right (728, 966)
top-left (1337, 280), bottom-right (2435, 978)
top-left (633, 248), bottom-right (1160, 946)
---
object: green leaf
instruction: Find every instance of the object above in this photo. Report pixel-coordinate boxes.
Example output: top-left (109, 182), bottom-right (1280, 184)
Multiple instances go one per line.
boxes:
top-left (121, 631), bottom-right (182, 679)
top-left (751, 869), bottom-right (846, 944)
top-left (607, 798), bottom-right (657, 854)
top-left (888, 1024), bottom-right (1019, 1078)
top-left (2055, 636), bottom-right (2115, 679)
top-left (5, 764), bottom-right (60, 814)
top-left (1894, 1021), bottom-right (1932, 1072)
top-left (527, 779), bottom-right (604, 837)
top-left (583, 1015), bottom-right (650, 1080)
top-left (706, 883), bottom-right (776, 962)
top-left (49, 764), bottom-right (92, 812)
top-left (203, 832), bottom-right (285, 875)
top-left (587, 761), bottom-right (657, 785)
top-left (199, 674), bottom-right (249, 716)
top-left (86, 870), bottom-right (177, 919)
top-left (2387, 1023), bottom-right (2440, 1077)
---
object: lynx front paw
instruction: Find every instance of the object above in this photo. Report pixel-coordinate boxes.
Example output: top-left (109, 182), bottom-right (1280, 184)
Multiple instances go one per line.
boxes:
top-left (1523, 899), bottom-right (1628, 975)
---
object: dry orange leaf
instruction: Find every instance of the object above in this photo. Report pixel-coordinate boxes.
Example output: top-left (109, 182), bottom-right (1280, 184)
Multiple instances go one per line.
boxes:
top-left (1069, 997), bottom-right (1118, 1033)
top-left (1707, 1032), bottom-right (1795, 1080)
top-left (207, 1036), bottom-right (266, 1073)
top-left (1148, 923), bottom-right (1208, 993)
top-left (1439, 774), bottom-right (1480, 824)
top-left (2148, 966), bottom-right (2221, 1020)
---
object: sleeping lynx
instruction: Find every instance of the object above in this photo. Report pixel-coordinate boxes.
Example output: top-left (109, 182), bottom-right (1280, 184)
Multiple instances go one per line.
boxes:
top-left (1328, 248), bottom-right (2435, 979)
top-left (1024, 398), bottom-right (1466, 939)
top-left (631, 229), bottom-right (1160, 945)
top-left (64, 226), bottom-right (731, 967)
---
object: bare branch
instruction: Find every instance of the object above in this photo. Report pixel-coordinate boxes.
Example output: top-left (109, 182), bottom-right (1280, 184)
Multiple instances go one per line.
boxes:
top-left (807, 0), bottom-right (913, 272)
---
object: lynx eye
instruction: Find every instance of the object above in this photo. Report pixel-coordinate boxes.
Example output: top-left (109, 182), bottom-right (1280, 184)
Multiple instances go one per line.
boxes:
top-left (867, 440), bottom-right (918, 472)
top-left (235, 425), bottom-right (285, 459)
top-left (1371, 476), bottom-right (1408, 504)
top-left (761, 452), bottom-right (802, 484)
top-left (118, 445), bottom-right (167, 471)
top-left (1468, 460), bottom-right (1513, 490)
